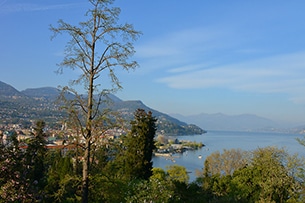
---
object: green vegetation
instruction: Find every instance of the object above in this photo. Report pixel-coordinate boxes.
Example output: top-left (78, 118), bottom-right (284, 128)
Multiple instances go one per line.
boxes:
top-left (182, 140), bottom-right (204, 149)
top-left (155, 135), bottom-right (204, 155)
top-left (156, 120), bottom-right (206, 136)
top-left (0, 120), bottom-right (48, 202)
top-left (2, 119), bottom-right (305, 202)
top-left (117, 109), bottom-right (157, 180)
top-left (200, 147), bottom-right (305, 203)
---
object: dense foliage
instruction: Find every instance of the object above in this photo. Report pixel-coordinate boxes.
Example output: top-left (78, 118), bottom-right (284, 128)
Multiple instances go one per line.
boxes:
top-left (0, 120), bottom-right (47, 202)
top-left (119, 109), bottom-right (157, 180)
top-left (200, 147), bottom-right (305, 203)
top-left (1, 120), bottom-right (305, 203)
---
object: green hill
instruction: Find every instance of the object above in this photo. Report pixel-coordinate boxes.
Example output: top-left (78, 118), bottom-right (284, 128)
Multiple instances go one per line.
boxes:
top-left (0, 81), bottom-right (206, 135)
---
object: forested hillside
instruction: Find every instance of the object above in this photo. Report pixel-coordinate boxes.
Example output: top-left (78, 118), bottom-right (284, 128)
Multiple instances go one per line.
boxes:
top-left (0, 81), bottom-right (205, 135)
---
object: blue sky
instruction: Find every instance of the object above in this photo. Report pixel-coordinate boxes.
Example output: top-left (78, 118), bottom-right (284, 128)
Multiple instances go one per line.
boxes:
top-left (1, 0), bottom-right (305, 124)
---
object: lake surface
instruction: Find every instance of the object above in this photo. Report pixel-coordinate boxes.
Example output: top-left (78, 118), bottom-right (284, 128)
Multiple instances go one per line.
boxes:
top-left (152, 130), bottom-right (305, 182)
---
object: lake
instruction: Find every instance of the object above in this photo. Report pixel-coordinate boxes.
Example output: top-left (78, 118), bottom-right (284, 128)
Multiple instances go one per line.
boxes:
top-left (152, 130), bottom-right (305, 182)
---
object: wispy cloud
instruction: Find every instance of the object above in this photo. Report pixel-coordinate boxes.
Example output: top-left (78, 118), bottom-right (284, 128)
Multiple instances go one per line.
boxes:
top-left (157, 52), bottom-right (305, 102)
top-left (0, 2), bottom-right (83, 14)
top-left (168, 63), bottom-right (215, 74)
top-left (135, 27), bottom-right (233, 75)
top-left (136, 27), bottom-right (228, 59)
top-left (136, 23), bottom-right (305, 103)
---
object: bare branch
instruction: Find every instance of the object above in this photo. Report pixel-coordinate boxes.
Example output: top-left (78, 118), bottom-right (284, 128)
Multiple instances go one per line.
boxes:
top-left (50, 0), bottom-right (141, 201)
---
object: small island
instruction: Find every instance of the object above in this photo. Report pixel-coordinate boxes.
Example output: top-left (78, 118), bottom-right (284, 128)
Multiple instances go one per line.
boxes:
top-left (154, 135), bottom-right (204, 156)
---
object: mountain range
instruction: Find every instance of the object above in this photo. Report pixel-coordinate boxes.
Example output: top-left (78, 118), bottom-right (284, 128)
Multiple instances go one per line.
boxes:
top-left (170, 113), bottom-right (305, 133)
top-left (0, 81), bottom-right (205, 135)
top-left (1, 81), bottom-right (304, 134)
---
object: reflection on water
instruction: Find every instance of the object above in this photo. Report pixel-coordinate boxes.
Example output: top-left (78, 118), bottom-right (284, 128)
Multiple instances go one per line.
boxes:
top-left (153, 130), bottom-right (305, 182)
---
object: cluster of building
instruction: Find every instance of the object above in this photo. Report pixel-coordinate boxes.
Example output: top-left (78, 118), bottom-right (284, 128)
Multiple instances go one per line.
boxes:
top-left (0, 123), bottom-right (126, 149)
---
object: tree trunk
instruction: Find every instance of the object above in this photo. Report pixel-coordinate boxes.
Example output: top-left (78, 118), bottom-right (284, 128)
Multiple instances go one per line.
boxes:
top-left (82, 139), bottom-right (90, 203)
top-left (82, 73), bottom-right (94, 203)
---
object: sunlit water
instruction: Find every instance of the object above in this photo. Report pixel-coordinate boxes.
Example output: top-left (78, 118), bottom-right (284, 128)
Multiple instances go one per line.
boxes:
top-left (152, 130), bottom-right (305, 182)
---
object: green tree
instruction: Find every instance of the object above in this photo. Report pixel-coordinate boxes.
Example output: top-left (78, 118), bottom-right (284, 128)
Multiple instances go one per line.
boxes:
top-left (203, 148), bottom-right (249, 177)
top-left (89, 141), bottom-right (128, 202)
top-left (120, 109), bottom-right (157, 180)
top-left (0, 132), bottom-right (27, 202)
top-left (45, 150), bottom-right (81, 202)
top-left (231, 147), bottom-right (304, 203)
top-left (200, 147), bottom-right (305, 202)
top-left (125, 178), bottom-right (173, 203)
top-left (296, 136), bottom-right (305, 147)
top-left (25, 120), bottom-right (48, 200)
top-left (126, 166), bottom-right (201, 203)
top-left (50, 0), bottom-right (141, 202)
top-left (166, 165), bottom-right (189, 184)
top-left (0, 121), bottom-right (48, 202)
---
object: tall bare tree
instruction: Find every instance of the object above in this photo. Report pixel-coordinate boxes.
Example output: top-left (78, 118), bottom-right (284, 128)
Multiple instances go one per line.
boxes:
top-left (50, 0), bottom-right (141, 202)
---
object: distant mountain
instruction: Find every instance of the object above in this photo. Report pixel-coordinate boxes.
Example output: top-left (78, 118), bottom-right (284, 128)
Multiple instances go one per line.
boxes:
top-left (170, 113), bottom-right (287, 132)
top-left (112, 100), bottom-right (205, 135)
top-left (112, 100), bottom-right (186, 125)
top-left (0, 83), bottom-right (65, 127)
top-left (0, 81), bottom-right (27, 98)
top-left (0, 81), bottom-right (205, 135)
top-left (22, 87), bottom-right (61, 100)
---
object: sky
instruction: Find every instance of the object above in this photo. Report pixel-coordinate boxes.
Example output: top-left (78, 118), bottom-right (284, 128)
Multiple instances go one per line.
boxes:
top-left (1, 0), bottom-right (305, 124)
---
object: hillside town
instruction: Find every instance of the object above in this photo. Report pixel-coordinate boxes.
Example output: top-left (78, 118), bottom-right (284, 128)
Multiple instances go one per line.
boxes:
top-left (0, 123), bottom-right (125, 149)
top-left (0, 121), bottom-right (204, 156)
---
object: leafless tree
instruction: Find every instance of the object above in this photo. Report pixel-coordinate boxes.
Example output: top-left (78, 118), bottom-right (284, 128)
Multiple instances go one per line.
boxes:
top-left (50, 0), bottom-right (141, 202)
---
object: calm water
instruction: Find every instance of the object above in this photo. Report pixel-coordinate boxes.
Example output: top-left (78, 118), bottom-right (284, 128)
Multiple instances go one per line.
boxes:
top-left (153, 130), bottom-right (305, 182)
